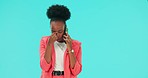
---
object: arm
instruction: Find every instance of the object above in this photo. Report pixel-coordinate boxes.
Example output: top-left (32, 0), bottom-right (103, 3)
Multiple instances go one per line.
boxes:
top-left (70, 45), bottom-right (82, 76)
top-left (40, 37), bottom-right (52, 72)
top-left (63, 33), bottom-right (82, 76)
top-left (69, 52), bottom-right (76, 69)
top-left (40, 33), bottom-right (57, 71)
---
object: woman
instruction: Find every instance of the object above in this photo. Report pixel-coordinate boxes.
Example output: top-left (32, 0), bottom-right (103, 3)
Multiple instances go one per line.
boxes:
top-left (39, 4), bottom-right (82, 78)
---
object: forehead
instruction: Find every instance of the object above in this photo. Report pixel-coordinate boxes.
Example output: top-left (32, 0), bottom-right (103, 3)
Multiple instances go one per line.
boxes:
top-left (50, 21), bottom-right (65, 30)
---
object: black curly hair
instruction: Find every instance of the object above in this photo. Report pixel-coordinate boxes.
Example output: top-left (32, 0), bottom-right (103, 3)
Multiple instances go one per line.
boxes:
top-left (46, 4), bottom-right (71, 22)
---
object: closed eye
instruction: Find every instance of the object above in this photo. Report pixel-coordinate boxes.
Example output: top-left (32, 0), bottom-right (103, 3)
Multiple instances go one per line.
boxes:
top-left (58, 30), bottom-right (63, 33)
top-left (51, 30), bottom-right (56, 33)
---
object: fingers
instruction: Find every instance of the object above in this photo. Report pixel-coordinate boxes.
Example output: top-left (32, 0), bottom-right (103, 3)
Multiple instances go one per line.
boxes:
top-left (66, 32), bottom-right (70, 38)
top-left (63, 33), bottom-right (72, 43)
top-left (51, 32), bottom-right (58, 40)
top-left (51, 32), bottom-right (57, 36)
top-left (63, 33), bottom-right (70, 39)
top-left (63, 37), bottom-right (70, 44)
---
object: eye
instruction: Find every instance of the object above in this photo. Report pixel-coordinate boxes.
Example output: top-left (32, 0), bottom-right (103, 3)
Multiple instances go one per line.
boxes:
top-left (58, 30), bottom-right (63, 33)
top-left (52, 31), bottom-right (56, 33)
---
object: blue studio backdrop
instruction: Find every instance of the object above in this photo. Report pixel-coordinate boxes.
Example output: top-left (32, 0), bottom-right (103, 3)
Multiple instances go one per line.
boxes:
top-left (0, 0), bottom-right (148, 78)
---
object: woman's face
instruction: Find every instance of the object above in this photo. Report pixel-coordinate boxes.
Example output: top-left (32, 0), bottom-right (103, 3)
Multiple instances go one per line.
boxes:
top-left (50, 21), bottom-right (65, 42)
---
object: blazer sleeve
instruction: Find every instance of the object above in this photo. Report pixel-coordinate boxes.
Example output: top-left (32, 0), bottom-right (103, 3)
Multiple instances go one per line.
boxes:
top-left (39, 37), bottom-right (52, 72)
top-left (70, 43), bottom-right (82, 76)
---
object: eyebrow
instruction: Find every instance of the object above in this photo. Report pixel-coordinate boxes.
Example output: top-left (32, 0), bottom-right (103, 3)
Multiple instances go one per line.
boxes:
top-left (51, 29), bottom-right (63, 32)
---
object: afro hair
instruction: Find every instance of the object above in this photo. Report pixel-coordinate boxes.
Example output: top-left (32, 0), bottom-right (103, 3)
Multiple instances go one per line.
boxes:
top-left (46, 4), bottom-right (71, 21)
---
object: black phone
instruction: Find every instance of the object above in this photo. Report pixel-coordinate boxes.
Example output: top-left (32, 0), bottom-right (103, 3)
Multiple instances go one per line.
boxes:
top-left (65, 27), bottom-right (68, 34)
top-left (63, 26), bottom-right (68, 43)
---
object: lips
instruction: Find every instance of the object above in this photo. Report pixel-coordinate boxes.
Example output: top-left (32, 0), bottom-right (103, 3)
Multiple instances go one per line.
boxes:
top-left (57, 38), bottom-right (64, 42)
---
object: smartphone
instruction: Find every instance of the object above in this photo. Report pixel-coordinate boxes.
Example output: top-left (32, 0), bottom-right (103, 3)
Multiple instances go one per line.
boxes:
top-left (63, 27), bottom-right (68, 43)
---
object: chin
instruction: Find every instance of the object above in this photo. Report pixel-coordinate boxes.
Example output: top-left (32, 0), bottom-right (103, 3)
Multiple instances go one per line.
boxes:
top-left (57, 39), bottom-right (64, 42)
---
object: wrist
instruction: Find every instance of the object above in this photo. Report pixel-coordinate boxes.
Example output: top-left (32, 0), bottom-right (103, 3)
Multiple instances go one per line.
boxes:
top-left (48, 41), bottom-right (52, 46)
top-left (68, 49), bottom-right (74, 53)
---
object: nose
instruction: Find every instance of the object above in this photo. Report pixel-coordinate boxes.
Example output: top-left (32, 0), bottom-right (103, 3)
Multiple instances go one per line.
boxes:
top-left (55, 32), bottom-right (60, 38)
top-left (55, 32), bottom-right (58, 36)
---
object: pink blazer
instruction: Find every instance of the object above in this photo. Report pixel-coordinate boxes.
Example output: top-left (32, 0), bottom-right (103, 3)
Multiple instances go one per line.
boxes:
top-left (39, 36), bottom-right (82, 78)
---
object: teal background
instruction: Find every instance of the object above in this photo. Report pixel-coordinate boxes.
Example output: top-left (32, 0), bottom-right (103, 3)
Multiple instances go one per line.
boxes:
top-left (0, 0), bottom-right (148, 78)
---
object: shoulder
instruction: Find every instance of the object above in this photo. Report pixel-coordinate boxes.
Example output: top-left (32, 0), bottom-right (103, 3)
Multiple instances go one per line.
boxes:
top-left (40, 36), bottom-right (51, 44)
top-left (72, 39), bottom-right (82, 46)
top-left (72, 39), bottom-right (82, 54)
top-left (41, 36), bottom-right (50, 41)
top-left (41, 36), bottom-right (50, 39)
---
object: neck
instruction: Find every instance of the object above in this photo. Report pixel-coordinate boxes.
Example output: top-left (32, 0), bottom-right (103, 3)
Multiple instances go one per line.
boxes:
top-left (57, 40), bottom-right (65, 43)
